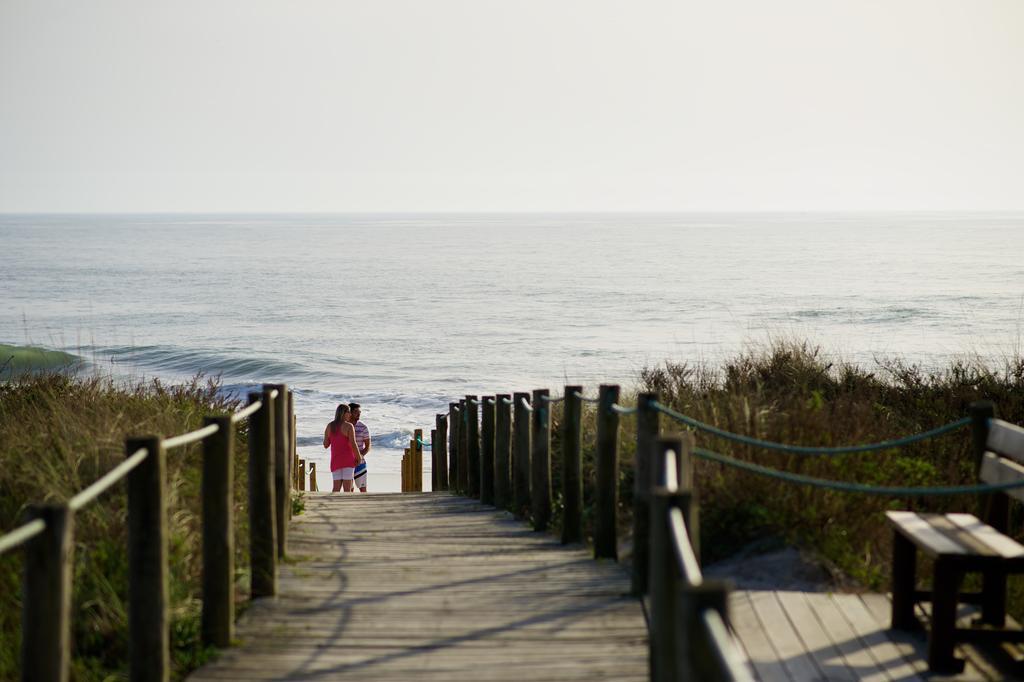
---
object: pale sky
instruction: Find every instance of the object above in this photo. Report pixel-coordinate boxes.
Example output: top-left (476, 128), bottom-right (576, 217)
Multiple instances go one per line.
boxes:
top-left (1, 0), bottom-right (1022, 212)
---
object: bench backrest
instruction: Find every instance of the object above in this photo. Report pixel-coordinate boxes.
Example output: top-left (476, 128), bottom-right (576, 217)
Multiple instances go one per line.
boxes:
top-left (979, 419), bottom-right (1024, 503)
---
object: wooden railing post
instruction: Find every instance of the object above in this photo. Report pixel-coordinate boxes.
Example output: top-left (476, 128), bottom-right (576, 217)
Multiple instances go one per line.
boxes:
top-left (466, 396), bottom-right (480, 498)
top-left (201, 415), bottom-right (234, 648)
top-left (679, 432), bottom-right (699, 561)
top-left (264, 384), bottom-right (289, 559)
top-left (431, 428), bottom-right (438, 491)
top-left (632, 391), bottom-right (659, 594)
top-left (287, 389), bottom-right (295, 497)
top-left (682, 581), bottom-right (735, 681)
top-left (309, 462), bottom-right (318, 492)
top-left (562, 385), bottom-right (583, 545)
top-left (513, 392), bottom-right (532, 518)
top-left (458, 399), bottom-right (469, 494)
top-left (650, 436), bottom-right (684, 682)
top-left (402, 449), bottom-right (409, 492)
top-left (299, 459), bottom-right (306, 491)
top-left (436, 413), bottom-right (449, 491)
top-left (494, 394), bottom-right (512, 510)
top-left (21, 503), bottom-right (73, 682)
top-left (481, 396), bottom-right (496, 505)
top-left (531, 389), bottom-right (552, 531)
top-left (248, 389), bottom-right (277, 598)
top-left (594, 384), bottom-right (620, 559)
top-left (126, 434), bottom-right (169, 681)
top-left (448, 403), bottom-right (459, 491)
top-left (414, 429), bottom-right (424, 491)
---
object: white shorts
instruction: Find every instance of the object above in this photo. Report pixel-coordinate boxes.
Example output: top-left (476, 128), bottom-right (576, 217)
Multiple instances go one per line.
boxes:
top-left (332, 467), bottom-right (355, 481)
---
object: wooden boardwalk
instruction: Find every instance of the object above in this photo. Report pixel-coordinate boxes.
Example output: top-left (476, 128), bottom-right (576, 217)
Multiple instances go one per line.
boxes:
top-left (189, 493), bottom-right (649, 681)
top-left (730, 590), bottom-right (1017, 681)
top-left (188, 491), bottom-right (1024, 682)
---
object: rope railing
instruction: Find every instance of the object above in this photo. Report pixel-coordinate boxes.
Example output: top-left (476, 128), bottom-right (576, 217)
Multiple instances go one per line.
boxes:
top-left (416, 437), bottom-right (432, 449)
top-left (610, 403), bottom-right (637, 415)
top-left (539, 394), bottom-right (565, 403)
top-left (692, 445), bottom-right (1024, 496)
top-left (231, 399), bottom-right (262, 423)
top-left (520, 396), bottom-right (534, 412)
top-left (500, 397), bottom-right (513, 405)
top-left (164, 423), bottom-right (220, 450)
top-left (573, 391), bottom-right (600, 404)
top-left (69, 447), bottom-right (149, 512)
top-left (0, 518), bottom-right (47, 556)
top-left (651, 400), bottom-right (971, 455)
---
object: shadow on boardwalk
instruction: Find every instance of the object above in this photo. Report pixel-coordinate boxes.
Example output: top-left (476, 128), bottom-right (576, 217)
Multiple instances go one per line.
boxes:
top-left (189, 493), bottom-right (649, 681)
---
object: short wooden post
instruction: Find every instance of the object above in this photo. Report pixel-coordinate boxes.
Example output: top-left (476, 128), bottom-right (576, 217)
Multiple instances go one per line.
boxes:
top-left (632, 391), bottom-right (659, 593)
top-left (494, 394), bottom-right (512, 510)
top-left (594, 384), bottom-right (620, 559)
top-left (263, 383), bottom-right (289, 559)
top-left (287, 390), bottom-right (295, 498)
top-left (531, 389), bottom-right (552, 531)
top-left (466, 396), bottom-right (481, 498)
top-left (414, 429), bottom-right (424, 491)
top-left (679, 432), bottom-right (699, 561)
top-left (448, 403), bottom-right (459, 491)
top-left (309, 462), bottom-right (318, 492)
top-left (431, 428), bottom-right (438, 491)
top-left (299, 459), bottom-right (306, 491)
top-left (481, 397), bottom-right (496, 505)
top-left (513, 392), bottom-right (532, 517)
top-left (682, 581), bottom-right (735, 681)
top-left (201, 415), bottom-right (234, 648)
top-left (649, 485), bottom-right (684, 682)
top-left (436, 414), bottom-right (449, 491)
top-left (459, 399), bottom-right (470, 494)
top-left (126, 434), bottom-right (170, 681)
top-left (402, 449), bottom-right (408, 492)
top-left (248, 390), bottom-right (277, 598)
top-left (562, 385), bottom-right (583, 544)
top-left (21, 503), bottom-right (73, 682)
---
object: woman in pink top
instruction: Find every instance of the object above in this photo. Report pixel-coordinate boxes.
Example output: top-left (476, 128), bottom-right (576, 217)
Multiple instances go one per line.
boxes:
top-left (323, 404), bottom-right (363, 492)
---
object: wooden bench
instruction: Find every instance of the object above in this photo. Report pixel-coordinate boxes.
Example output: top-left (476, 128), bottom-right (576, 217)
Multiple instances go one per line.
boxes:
top-left (886, 413), bottom-right (1024, 673)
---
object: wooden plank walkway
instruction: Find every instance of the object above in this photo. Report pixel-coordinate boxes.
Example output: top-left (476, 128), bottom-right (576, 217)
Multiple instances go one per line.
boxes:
top-left (729, 590), bottom-right (1018, 681)
top-left (189, 493), bottom-right (649, 681)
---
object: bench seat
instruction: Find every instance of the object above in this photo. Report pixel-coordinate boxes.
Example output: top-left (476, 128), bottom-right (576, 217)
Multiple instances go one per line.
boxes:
top-left (886, 511), bottom-right (1024, 566)
top-left (886, 510), bottom-right (1024, 674)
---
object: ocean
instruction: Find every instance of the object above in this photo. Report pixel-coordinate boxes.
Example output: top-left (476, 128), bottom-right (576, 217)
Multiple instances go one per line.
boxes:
top-left (2, 212), bottom-right (1022, 491)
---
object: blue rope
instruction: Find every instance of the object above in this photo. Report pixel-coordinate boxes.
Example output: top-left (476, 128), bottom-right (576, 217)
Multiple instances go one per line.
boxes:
top-left (651, 401), bottom-right (971, 455)
top-left (692, 446), bottom-right (1024, 496)
top-left (415, 438), bottom-right (432, 449)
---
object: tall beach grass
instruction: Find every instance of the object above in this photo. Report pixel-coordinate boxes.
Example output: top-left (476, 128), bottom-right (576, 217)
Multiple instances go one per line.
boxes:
top-left (0, 372), bottom-right (251, 681)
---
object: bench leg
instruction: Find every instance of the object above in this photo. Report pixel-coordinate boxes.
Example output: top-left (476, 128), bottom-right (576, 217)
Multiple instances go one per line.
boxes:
top-left (928, 558), bottom-right (965, 674)
top-left (979, 568), bottom-right (1007, 628)
top-left (891, 531), bottom-right (918, 630)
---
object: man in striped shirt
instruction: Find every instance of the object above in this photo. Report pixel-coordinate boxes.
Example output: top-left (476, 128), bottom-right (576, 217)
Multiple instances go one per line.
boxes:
top-left (349, 402), bottom-right (371, 492)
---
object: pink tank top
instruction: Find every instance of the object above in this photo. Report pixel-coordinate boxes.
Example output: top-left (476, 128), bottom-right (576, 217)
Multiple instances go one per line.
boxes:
top-left (329, 424), bottom-right (358, 471)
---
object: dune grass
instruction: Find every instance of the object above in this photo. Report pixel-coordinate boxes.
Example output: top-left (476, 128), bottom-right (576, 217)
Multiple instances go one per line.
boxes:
top-left (540, 341), bottom-right (1024, 613)
top-left (0, 372), bottom-right (251, 681)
